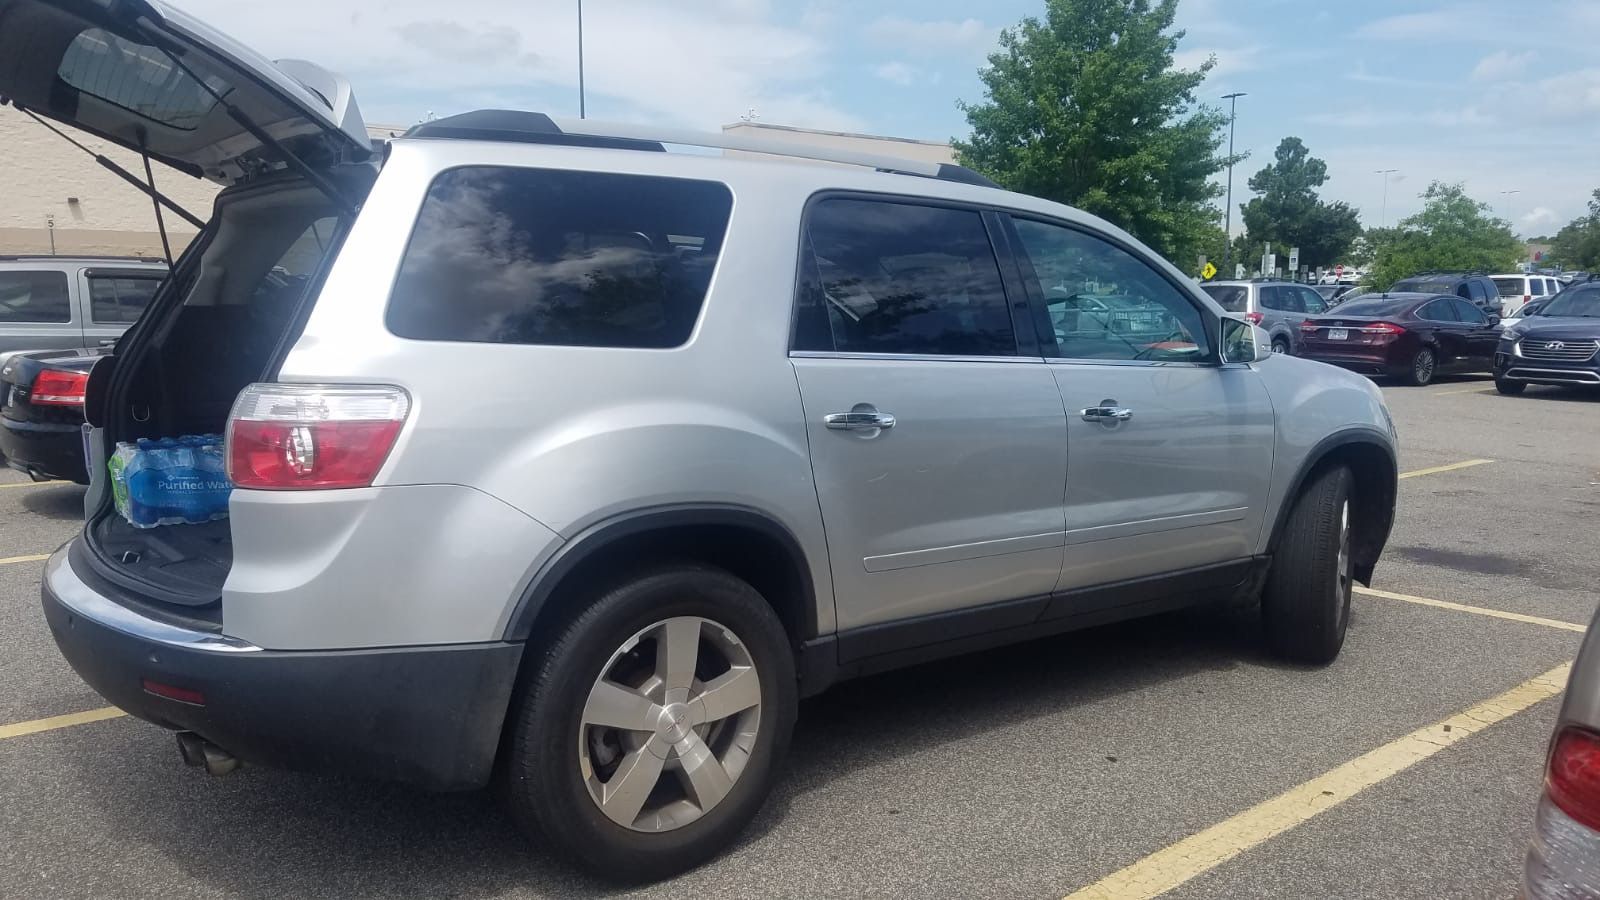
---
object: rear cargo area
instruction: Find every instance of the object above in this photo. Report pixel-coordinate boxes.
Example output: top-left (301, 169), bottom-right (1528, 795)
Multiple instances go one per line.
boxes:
top-left (86, 179), bottom-right (347, 606)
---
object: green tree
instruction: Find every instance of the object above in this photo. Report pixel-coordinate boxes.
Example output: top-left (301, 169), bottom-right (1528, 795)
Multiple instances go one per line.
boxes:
top-left (1367, 182), bottom-right (1522, 289)
top-left (1549, 190), bottom-right (1600, 270)
top-left (1238, 137), bottom-right (1362, 270)
top-left (954, 0), bottom-right (1233, 266)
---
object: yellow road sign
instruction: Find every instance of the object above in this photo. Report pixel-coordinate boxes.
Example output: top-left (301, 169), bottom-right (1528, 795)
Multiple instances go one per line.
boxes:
top-left (1201, 262), bottom-right (1217, 280)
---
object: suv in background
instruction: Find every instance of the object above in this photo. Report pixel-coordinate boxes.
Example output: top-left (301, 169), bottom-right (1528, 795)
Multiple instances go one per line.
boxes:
top-left (0, 257), bottom-right (167, 355)
top-left (1199, 279), bottom-right (1332, 354)
top-left (15, 0), bottom-right (1398, 879)
top-left (1389, 272), bottom-right (1501, 313)
top-left (1492, 273), bottom-right (1563, 318)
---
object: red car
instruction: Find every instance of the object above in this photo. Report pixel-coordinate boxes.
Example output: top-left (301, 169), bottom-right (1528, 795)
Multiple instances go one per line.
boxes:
top-left (1297, 293), bottom-right (1502, 386)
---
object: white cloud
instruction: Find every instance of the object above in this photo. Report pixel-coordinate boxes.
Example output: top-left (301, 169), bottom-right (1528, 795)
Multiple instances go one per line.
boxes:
top-left (167, 0), bottom-right (864, 131)
top-left (1521, 207), bottom-right (1559, 230)
top-left (873, 62), bottom-right (918, 87)
top-left (1173, 45), bottom-right (1262, 78)
top-left (865, 16), bottom-right (999, 59)
top-left (1472, 50), bottom-right (1534, 82)
top-left (1528, 68), bottom-right (1600, 118)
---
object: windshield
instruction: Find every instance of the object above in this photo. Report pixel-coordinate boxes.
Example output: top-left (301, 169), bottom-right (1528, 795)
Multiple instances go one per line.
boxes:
top-left (1330, 298), bottom-right (1411, 317)
top-left (1201, 284), bottom-right (1248, 312)
top-left (1538, 287), bottom-right (1600, 318)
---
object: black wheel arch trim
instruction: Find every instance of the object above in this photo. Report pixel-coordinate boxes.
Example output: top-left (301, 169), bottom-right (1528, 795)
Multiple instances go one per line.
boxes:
top-left (1267, 428), bottom-right (1397, 586)
top-left (501, 504), bottom-right (820, 643)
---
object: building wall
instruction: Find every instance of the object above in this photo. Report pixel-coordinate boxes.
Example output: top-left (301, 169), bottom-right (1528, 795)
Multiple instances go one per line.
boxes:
top-left (720, 122), bottom-right (956, 168)
top-left (0, 104), bottom-right (404, 258)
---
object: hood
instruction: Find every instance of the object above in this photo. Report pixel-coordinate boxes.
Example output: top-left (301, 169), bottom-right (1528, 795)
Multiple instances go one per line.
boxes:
top-left (1512, 317), bottom-right (1600, 342)
top-left (0, 0), bottom-right (372, 184)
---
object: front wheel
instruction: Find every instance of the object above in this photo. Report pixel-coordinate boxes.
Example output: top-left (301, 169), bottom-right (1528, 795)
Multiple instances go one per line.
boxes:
top-left (1404, 347), bottom-right (1437, 386)
top-left (1262, 465), bottom-right (1354, 664)
top-left (503, 564), bottom-right (796, 880)
top-left (1495, 377), bottom-right (1526, 395)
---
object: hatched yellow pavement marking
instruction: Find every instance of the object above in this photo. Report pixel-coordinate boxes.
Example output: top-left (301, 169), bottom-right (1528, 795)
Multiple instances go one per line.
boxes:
top-left (0, 554), bottom-right (50, 567)
top-left (0, 707), bottom-right (125, 741)
top-left (1062, 662), bottom-right (1571, 900)
top-left (1398, 458), bottom-right (1494, 479)
top-left (1357, 586), bottom-right (1587, 633)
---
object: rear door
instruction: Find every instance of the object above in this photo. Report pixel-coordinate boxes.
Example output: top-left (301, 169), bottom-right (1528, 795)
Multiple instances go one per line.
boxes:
top-left (790, 196), bottom-right (1068, 634)
top-left (79, 268), bottom-right (163, 348)
top-left (0, 267), bottom-right (79, 353)
top-left (1004, 214), bottom-right (1275, 595)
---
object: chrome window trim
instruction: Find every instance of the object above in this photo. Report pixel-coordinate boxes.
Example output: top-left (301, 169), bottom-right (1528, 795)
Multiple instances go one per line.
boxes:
top-left (788, 350), bottom-right (1045, 365)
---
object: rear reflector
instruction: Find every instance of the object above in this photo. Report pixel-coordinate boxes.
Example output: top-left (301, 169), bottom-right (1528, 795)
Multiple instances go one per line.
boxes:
top-left (142, 678), bottom-right (205, 706)
top-left (225, 384), bottom-right (410, 490)
top-left (1549, 727), bottom-right (1600, 833)
top-left (31, 369), bottom-right (88, 406)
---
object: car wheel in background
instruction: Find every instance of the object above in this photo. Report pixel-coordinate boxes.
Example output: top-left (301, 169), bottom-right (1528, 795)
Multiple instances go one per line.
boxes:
top-left (1495, 378), bottom-right (1527, 395)
top-left (1405, 347), bottom-right (1436, 386)
top-left (1262, 465), bottom-right (1354, 665)
top-left (503, 564), bottom-right (796, 880)
top-left (1272, 336), bottom-right (1291, 355)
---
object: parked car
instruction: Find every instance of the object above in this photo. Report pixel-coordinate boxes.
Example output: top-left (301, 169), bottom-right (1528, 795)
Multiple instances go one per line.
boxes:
top-left (13, 0), bottom-right (1399, 879)
top-left (1523, 605), bottom-right (1600, 899)
top-left (0, 347), bottom-right (104, 483)
top-left (0, 257), bottom-right (165, 354)
top-left (1388, 272), bottom-right (1502, 313)
top-left (1298, 293), bottom-right (1501, 385)
top-left (1501, 296), bottom-right (1550, 335)
top-left (1560, 271), bottom-right (1590, 284)
top-left (1492, 273), bottom-right (1563, 318)
top-left (1493, 282), bottom-right (1600, 394)
top-left (1199, 279), bottom-right (1333, 354)
top-left (1314, 283), bottom-right (1363, 306)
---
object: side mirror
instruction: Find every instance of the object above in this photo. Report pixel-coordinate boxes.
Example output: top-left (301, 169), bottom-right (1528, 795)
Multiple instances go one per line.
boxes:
top-left (1486, 314), bottom-right (1501, 327)
top-left (1221, 316), bottom-right (1274, 363)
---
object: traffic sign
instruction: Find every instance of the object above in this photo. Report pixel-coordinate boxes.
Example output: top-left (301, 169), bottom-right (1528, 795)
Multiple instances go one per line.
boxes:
top-left (1201, 261), bottom-right (1217, 280)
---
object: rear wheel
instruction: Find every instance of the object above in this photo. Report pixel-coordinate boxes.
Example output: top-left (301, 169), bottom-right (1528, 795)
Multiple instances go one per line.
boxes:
top-left (1271, 336), bottom-right (1291, 355)
top-left (1495, 377), bottom-right (1526, 395)
top-left (1262, 465), bottom-right (1354, 664)
top-left (503, 564), bottom-right (796, 880)
top-left (1404, 347), bottom-right (1436, 386)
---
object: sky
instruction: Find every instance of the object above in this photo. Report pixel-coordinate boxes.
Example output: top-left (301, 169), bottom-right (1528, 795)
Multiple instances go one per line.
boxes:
top-left (176, 0), bottom-right (1600, 239)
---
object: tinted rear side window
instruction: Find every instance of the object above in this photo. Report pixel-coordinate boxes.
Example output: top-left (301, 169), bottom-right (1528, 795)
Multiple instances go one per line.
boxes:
top-left (1493, 277), bottom-right (1525, 298)
top-left (387, 167), bottom-right (733, 348)
top-left (0, 271), bottom-right (71, 323)
top-left (87, 275), bottom-right (162, 323)
top-left (1200, 284), bottom-right (1248, 312)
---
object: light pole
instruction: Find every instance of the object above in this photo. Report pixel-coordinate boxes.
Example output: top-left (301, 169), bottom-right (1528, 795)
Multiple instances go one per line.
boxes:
top-left (1376, 169), bottom-right (1399, 229)
top-left (577, 0), bottom-right (586, 118)
top-left (1222, 92), bottom-right (1246, 273)
top-left (1501, 189), bottom-right (1522, 230)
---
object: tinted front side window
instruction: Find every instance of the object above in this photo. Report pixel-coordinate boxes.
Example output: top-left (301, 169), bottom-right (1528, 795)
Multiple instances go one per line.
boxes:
top-left (88, 275), bottom-right (162, 324)
top-left (1011, 218), bottom-right (1209, 362)
top-left (795, 198), bottom-right (1015, 356)
top-left (0, 271), bottom-right (71, 323)
top-left (388, 167), bottom-right (732, 348)
top-left (1452, 299), bottom-right (1488, 324)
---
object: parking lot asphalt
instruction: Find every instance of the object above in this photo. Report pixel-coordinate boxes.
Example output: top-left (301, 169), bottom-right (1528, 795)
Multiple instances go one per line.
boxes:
top-left (0, 373), bottom-right (1594, 899)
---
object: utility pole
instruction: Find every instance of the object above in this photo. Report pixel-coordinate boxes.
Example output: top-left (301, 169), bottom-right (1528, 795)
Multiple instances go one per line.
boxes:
top-left (1376, 169), bottom-right (1399, 229)
top-left (1221, 92), bottom-right (1246, 272)
top-left (577, 0), bottom-right (586, 118)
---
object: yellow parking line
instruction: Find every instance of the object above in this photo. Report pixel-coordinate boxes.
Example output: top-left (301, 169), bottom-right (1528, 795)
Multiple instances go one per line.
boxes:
top-left (1062, 662), bottom-right (1571, 900)
top-left (0, 480), bottom-right (61, 489)
top-left (0, 706), bottom-right (125, 740)
top-left (1357, 586), bottom-right (1587, 633)
top-left (1398, 458), bottom-right (1494, 479)
top-left (1432, 387), bottom-right (1494, 396)
top-left (0, 554), bottom-right (50, 567)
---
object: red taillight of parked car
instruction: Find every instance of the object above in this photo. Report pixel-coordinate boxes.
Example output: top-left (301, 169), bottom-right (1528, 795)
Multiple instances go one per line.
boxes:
top-left (1245, 312), bottom-right (1263, 325)
top-left (1548, 727), bottom-right (1600, 832)
top-left (30, 369), bottom-right (88, 406)
top-left (225, 384), bottom-right (410, 490)
top-left (1300, 320), bottom-right (1320, 333)
top-left (1363, 322), bottom-right (1406, 341)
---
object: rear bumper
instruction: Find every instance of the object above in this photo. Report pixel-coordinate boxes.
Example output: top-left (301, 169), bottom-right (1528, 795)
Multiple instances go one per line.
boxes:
top-left (1301, 352), bottom-right (1400, 377)
top-left (41, 544), bottom-right (522, 791)
top-left (0, 417), bottom-right (87, 483)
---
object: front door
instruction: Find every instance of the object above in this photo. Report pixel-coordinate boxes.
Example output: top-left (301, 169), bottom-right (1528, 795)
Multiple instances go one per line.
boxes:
top-left (790, 196), bottom-right (1068, 633)
top-left (1003, 215), bottom-right (1275, 592)
top-left (1450, 298), bottom-right (1501, 366)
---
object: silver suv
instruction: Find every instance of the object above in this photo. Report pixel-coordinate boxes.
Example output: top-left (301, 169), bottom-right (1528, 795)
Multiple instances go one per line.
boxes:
top-left (1200, 279), bottom-right (1333, 355)
top-left (15, 0), bottom-right (1398, 880)
top-left (0, 257), bottom-right (166, 354)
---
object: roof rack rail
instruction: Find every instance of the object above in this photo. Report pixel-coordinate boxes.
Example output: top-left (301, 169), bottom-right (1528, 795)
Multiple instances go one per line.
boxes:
top-left (405, 109), bottom-right (1001, 190)
top-left (0, 254), bottom-right (166, 264)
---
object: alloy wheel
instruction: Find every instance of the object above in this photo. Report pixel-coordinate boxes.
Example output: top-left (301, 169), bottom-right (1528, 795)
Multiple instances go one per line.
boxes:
top-left (1414, 350), bottom-right (1435, 384)
top-left (578, 616), bottom-right (762, 832)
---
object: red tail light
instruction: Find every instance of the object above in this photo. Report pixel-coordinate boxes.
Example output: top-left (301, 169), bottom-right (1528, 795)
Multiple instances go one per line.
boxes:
top-left (31, 369), bottom-right (88, 406)
top-left (1300, 320), bottom-right (1319, 333)
top-left (226, 384), bottom-right (411, 490)
top-left (1548, 727), bottom-right (1600, 832)
top-left (1245, 312), bottom-right (1263, 325)
top-left (1366, 321), bottom-right (1406, 335)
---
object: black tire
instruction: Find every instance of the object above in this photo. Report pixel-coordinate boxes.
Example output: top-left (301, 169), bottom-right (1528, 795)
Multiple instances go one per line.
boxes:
top-left (1404, 347), bottom-right (1436, 386)
top-left (1271, 336), bottom-right (1291, 355)
top-left (503, 564), bottom-right (796, 880)
top-left (1495, 377), bottom-right (1526, 395)
top-left (1262, 465), bottom-right (1354, 665)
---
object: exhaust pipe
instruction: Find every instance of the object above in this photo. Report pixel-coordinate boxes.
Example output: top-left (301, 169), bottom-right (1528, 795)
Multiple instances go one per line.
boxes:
top-left (175, 731), bottom-right (240, 776)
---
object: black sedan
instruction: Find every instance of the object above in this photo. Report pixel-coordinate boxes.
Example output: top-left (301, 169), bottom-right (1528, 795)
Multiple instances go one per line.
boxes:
top-left (0, 347), bottom-right (103, 483)
top-left (1297, 293), bottom-right (1501, 385)
top-left (1494, 282), bottom-right (1600, 394)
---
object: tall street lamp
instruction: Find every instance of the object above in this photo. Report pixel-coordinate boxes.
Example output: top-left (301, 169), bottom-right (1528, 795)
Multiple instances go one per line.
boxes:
top-left (1501, 189), bottom-right (1522, 229)
top-left (1376, 169), bottom-right (1399, 229)
top-left (1222, 92), bottom-right (1246, 273)
top-left (577, 0), bottom-right (587, 118)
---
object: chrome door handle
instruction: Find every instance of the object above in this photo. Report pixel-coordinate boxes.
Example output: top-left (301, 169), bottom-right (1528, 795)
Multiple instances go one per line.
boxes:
top-left (1080, 405), bottom-right (1133, 423)
top-left (824, 411), bottom-right (896, 430)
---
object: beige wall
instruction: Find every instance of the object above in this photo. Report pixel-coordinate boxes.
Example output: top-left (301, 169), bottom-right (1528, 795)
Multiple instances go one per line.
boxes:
top-left (0, 104), bottom-right (404, 257)
top-left (720, 122), bottom-right (956, 167)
